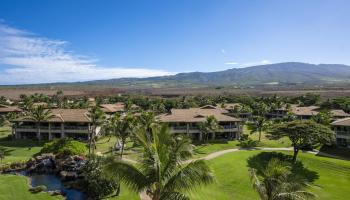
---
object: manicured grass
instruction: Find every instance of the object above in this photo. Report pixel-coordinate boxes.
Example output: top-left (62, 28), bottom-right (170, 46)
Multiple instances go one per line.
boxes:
top-left (188, 150), bottom-right (350, 200)
top-left (0, 174), bottom-right (62, 200)
top-left (192, 125), bottom-right (291, 158)
top-left (0, 126), bottom-right (11, 139)
top-left (95, 136), bottom-right (142, 160)
top-left (105, 184), bottom-right (140, 200)
top-left (0, 126), bottom-right (44, 164)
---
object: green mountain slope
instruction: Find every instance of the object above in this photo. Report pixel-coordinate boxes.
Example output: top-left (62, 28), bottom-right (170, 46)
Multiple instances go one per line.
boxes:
top-left (81, 62), bottom-right (350, 87)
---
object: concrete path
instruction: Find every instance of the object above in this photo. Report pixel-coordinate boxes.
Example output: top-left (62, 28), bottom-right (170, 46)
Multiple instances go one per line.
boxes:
top-left (122, 146), bottom-right (346, 200)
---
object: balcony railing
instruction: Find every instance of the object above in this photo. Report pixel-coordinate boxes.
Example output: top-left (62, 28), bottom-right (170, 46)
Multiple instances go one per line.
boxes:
top-left (16, 126), bottom-right (89, 131)
top-left (336, 131), bottom-right (350, 136)
top-left (17, 125), bottom-right (37, 129)
top-left (222, 125), bottom-right (237, 129)
top-left (172, 126), bottom-right (187, 130)
top-left (64, 126), bottom-right (89, 130)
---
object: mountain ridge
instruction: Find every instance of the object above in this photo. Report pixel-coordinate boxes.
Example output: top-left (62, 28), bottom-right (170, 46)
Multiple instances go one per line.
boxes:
top-left (4, 62), bottom-right (350, 88)
top-left (80, 62), bottom-right (350, 87)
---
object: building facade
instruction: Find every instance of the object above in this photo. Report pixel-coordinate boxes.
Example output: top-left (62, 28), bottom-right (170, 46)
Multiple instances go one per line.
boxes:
top-left (331, 117), bottom-right (350, 148)
top-left (158, 105), bottom-right (242, 141)
top-left (12, 109), bottom-right (96, 141)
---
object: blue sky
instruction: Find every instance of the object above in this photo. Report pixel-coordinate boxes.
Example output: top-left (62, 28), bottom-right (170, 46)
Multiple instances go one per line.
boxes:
top-left (0, 0), bottom-right (349, 84)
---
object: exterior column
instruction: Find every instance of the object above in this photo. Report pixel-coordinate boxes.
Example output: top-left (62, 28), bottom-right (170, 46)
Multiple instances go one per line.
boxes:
top-left (61, 123), bottom-right (65, 138)
top-left (48, 123), bottom-right (52, 140)
top-left (186, 123), bottom-right (190, 138)
top-left (229, 122), bottom-right (233, 140)
top-left (199, 132), bottom-right (203, 141)
top-left (13, 123), bottom-right (18, 139)
top-left (211, 132), bottom-right (216, 140)
top-left (236, 122), bottom-right (240, 140)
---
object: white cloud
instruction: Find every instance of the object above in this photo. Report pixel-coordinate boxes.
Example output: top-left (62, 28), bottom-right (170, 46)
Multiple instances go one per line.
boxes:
top-left (0, 23), bottom-right (173, 84)
top-left (224, 60), bottom-right (272, 68)
top-left (224, 62), bottom-right (238, 65)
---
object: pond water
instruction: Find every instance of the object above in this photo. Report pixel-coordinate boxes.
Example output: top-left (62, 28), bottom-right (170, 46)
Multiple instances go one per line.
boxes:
top-left (27, 173), bottom-right (87, 200)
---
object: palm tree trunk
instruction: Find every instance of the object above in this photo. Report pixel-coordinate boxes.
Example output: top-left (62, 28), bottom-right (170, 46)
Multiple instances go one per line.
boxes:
top-left (292, 145), bottom-right (299, 162)
top-left (88, 129), bottom-right (93, 156)
top-left (37, 122), bottom-right (41, 142)
top-left (120, 138), bottom-right (125, 159)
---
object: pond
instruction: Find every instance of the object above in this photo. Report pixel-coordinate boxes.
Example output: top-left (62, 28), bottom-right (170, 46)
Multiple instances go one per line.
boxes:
top-left (24, 172), bottom-right (87, 200)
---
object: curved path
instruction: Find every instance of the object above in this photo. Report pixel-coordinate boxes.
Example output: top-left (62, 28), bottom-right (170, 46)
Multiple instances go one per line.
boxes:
top-left (127, 147), bottom-right (345, 200)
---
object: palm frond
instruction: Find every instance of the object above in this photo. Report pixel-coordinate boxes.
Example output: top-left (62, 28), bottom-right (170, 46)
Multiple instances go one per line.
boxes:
top-left (163, 160), bottom-right (214, 193)
top-left (160, 191), bottom-right (190, 200)
top-left (104, 157), bottom-right (148, 192)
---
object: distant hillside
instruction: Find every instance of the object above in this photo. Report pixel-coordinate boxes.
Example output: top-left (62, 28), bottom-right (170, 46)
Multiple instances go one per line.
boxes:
top-left (6, 62), bottom-right (350, 88)
top-left (79, 62), bottom-right (350, 87)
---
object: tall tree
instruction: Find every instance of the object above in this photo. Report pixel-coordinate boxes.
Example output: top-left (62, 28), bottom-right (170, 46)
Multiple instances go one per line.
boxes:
top-left (249, 102), bottom-right (270, 141)
top-left (87, 107), bottom-right (105, 155)
top-left (199, 115), bottom-right (222, 143)
top-left (268, 120), bottom-right (335, 162)
top-left (249, 158), bottom-right (315, 200)
top-left (138, 111), bottom-right (157, 134)
top-left (115, 113), bottom-right (136, 158)
top-left (247, 116), bottom-right (270, 142)
top-left (26, 105), bottom-right (54, 141)
top-left (104, 124), bottom-right (214, 200)
top-left (311, 110), bottom-right (332, 126)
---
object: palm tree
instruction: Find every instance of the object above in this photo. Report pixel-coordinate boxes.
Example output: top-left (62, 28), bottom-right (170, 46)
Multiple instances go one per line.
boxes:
top-left (249, 158), bottom-right (315, 200)
top-left (199, 115), bottom-right (222, 143)
top-left (26, 105), bottom-right (54, 141)
top-left (104, 113), bottom-right (120, 142)
top-left (138, 111), bottom-right (157, 134)
top-left (88, 106), bottom-right (106, 155)
top-left (104, 124), bottom-right (214, 200)
top-left (247, 116), bottom-right (270, 142)
top-left (115, 113), bottom-right (136, 158)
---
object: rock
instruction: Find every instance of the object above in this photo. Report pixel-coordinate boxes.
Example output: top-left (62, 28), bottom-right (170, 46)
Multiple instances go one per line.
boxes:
top-left (60, 171), bottom-right (78, 181)
top-left (51, 190), bottom-right (64, 196)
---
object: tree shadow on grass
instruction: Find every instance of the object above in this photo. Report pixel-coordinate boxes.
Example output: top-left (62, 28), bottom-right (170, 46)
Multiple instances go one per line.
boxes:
top-left (0, 137), bottom-right (44, 148)
top-left (247, 152), bottom-right (319, 183)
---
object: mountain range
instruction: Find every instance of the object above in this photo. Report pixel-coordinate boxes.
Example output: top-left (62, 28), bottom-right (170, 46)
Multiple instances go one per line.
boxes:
top-left (77, 62), bottom-right (350, 88)
top-left (7, 62), bottom-right (350, 88)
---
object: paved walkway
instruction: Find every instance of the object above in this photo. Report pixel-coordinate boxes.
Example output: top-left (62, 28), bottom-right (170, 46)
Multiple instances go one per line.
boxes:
top-left (100, 146), bottom-right (346, 200)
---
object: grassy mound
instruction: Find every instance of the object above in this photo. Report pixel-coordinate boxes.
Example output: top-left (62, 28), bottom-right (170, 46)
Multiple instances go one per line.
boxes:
top-left (40, 138), bottom-right (87, 156)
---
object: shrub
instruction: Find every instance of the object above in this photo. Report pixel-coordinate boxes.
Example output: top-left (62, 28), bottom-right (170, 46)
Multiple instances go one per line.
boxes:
top-left (40, 138), bottom-right (87, 156)
top-left (81, 155), bottom-right (119, 199)
top-left (239, 138), bottom-right (259, 148)
top-left (29, 185), bottom-right (47, 193)
top-left (239, 134), bottom-right (249, 141)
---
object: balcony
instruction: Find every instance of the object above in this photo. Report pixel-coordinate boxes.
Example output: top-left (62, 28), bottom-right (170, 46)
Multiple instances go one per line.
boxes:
top-left (16, 125), bottom-right (89, 133)
top-left (336, 131), bottom-right (350, 139)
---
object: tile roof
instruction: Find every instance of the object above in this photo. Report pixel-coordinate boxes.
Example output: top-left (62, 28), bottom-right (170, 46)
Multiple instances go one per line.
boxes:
top-left (291, 105), bottom-right (320, 116)
top-left (217, 103), bottom-right (241, 110)
top-left (100, 103), bottom-right (125, 113)
top-left (329, 109), bottom-right (350, 117)
top-left (13, 109), bottom-right (91, 123)
top-left (100, 102), bottom-right (139, 113)
top-left (290, 105), bottom-right (350, 117)
top-left (157, 105), bottom-right (240, 123)
top-left (331, 117), bottom-right (350, 126)
top-left (0, 105), bottom-right (22, 113)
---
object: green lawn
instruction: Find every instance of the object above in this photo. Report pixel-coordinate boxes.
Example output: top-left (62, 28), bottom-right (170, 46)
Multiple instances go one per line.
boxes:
top-left (105, 184), bottom-right (140, 200)
top-left (188, 150), bottom-right (350, 200)
top-left (0, 175), bottom-right (62, 200)
top-left (0, 126), bottom-right (44, 164)
top-left (192, 126), bottom-right (291, 158)
top-left (95, 136), bottom-right (142, 160)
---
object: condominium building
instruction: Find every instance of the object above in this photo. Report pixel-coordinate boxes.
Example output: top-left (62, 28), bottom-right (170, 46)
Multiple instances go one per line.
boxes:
top-left (11, 109), bottom-right (97, 140)
top-left (157, 105), bottom-right (242, 141)
top-left (331, 117), bottom-right (350, 148)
